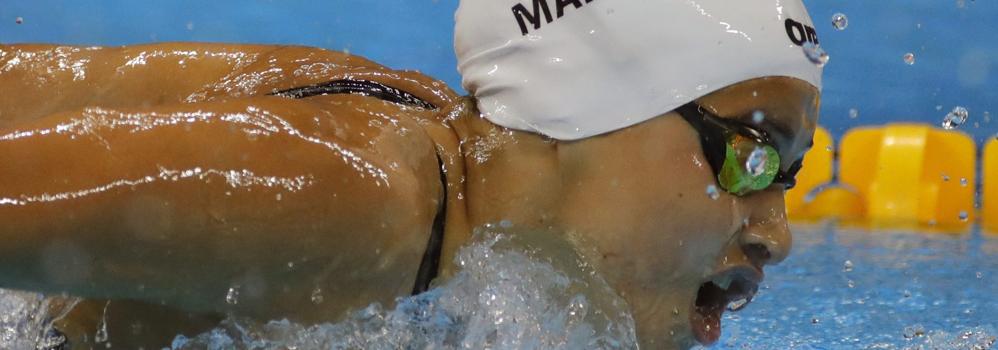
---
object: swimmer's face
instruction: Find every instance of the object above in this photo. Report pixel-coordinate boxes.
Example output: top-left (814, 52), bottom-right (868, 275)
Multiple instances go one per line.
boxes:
top-left (556, 77), bottom-right (818, 348)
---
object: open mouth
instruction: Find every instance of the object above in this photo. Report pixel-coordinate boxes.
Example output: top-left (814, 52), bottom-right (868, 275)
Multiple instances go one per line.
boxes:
top-left (689, 266), bottom-right (762, 345)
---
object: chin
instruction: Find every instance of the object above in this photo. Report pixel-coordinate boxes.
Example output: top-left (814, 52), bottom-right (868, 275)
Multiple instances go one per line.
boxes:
top-left (631, 268), bottom-right (763, 349)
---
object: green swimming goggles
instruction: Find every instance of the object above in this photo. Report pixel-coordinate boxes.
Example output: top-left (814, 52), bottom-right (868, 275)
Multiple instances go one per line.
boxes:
top-left (676, 103), bottom-right (802, 197)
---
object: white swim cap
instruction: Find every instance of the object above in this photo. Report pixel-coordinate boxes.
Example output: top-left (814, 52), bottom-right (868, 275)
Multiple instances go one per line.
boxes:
top-left (456, 0), bottom-right (823, 140)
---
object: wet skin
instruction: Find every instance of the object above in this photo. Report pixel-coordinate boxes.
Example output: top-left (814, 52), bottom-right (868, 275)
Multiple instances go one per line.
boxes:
top-left (0, 43), bottom-right (817, 349)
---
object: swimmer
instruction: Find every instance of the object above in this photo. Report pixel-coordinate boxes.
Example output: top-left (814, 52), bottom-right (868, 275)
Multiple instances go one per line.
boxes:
top-left (0, 0), bottom-right (821, 348)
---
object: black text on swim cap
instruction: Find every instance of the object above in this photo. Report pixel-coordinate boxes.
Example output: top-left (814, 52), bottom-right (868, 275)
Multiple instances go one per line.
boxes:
top-left (512, 0), bottom-right (595, 36)
top-left (785, 18), bottom-right (819, 46)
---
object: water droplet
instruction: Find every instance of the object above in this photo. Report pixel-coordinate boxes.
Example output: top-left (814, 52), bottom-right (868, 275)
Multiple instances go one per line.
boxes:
top-left (310, 288), bottom-right (324, 304)
top-left (802, 42), bottom-right (830, 67)
top-left (849, 108), bottom-right (859, 119)
top-left (672, 307), bottom-right (680, 315)
top-left (499, 219), bottom-right (513, 228)
top-left (95, 301), bottom-right (110, 343)
top-left (976, 271), bottom-right (984, 279)
top-left (752, 110), bottom-right (765, 124)
top-left (942, 106), bottom-right (969, 130)
top-left (706, 184), bottom-right (720, 200)
top-left (226, 286), bottom-right (240, 305)
top-left (903, 52), bottom-right (916, 65)
top-left (275, 193), bottom-right (283, 201)
top-left (958, 211), bottom-right (969, 222)
top-left (941, 173), bottom-right (951, 182)
top-left (960, 178), bottom-right (968, 187)
top-left (825, 145), bottom-right (833, 152)
top-left (847, 280), bottom-right (855, 288)
top-left (903, 324), bottom-right (926, 338)
top-left (831, 13), bottom-right (848, 30)
top-left (843, 260), bottom-right (854, 272)
top-left (15, 17), bottom-right (23, 24)
top-left (745, 147), bottom-right (769, 177)
top-left (727, 297), bottom-right (750, 312)
top-left (903, 290), bottom-right (912, 298)
top-left (811, 317), bottom-right (821, 324)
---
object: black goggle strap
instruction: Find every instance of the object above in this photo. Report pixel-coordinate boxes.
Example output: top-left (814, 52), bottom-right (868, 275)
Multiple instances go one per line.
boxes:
top-left (675, 103), bottom-right (727, 174)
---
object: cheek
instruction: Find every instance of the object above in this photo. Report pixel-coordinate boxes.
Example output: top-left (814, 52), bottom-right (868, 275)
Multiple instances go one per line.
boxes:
top-left (638, 150), bottom-right (739, 282)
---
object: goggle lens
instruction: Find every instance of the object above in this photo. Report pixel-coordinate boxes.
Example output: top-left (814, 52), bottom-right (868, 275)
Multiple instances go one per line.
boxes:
top-left (717, 135), bottom-right (781, 196)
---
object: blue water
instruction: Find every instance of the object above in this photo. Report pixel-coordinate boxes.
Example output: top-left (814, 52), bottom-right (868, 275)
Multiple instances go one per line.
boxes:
top-left (1, 0), bottom-right (995, 142)
top-left (701, 224), bottom-right (998, 349)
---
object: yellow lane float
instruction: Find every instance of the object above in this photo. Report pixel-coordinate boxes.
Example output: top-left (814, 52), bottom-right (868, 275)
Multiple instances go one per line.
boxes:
top-left (985, 138), bottom-right (998, 234)
top-left (785, 127), bottom-right (865, 220)
top-left (788, 124), bottom-right (977, 232)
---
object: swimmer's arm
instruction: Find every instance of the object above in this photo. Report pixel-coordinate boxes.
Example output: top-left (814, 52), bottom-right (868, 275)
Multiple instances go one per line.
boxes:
top-left (0, 95), bottom-right (443, 321)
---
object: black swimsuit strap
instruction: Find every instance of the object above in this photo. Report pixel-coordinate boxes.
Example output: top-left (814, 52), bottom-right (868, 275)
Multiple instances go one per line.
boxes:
top-left (411, 155), bottom-right (447, 295)
top-left (271, 79), bottom-right (437, 110)
top-left (276, 79), bottom-right (446, 295)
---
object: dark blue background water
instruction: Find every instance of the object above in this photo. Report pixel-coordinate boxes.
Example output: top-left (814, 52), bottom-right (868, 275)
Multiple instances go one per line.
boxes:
top-left (1, 0), bottom-right (995, 143)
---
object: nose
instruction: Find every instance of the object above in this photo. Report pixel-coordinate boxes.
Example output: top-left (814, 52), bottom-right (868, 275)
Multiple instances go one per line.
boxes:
top-left (738, 189), bottom-right (793, 265)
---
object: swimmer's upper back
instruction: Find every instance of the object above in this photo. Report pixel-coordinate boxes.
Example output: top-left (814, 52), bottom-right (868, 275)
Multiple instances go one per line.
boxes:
top-left (0, 43), bottom-right (457, 128)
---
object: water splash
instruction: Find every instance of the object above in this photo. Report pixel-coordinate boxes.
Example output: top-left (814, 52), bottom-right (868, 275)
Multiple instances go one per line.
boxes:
top-left (170, 230), bottom-right (637, 349)
top-left (0, 290), bottom-right (79, 350)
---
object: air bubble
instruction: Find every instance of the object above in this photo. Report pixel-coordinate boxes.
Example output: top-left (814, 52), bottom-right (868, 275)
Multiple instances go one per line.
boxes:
top-left (803, 42), bottom-right (830, 67)
top-left (226, 286), bottom-right (240, 305)
top-left (811, 317), bottom-right (821, 324)
top-left (849, 108), bottom-right (859, 119)
top-left (958, 211), bottom-right (969, 222)
top-left (746, 147), bottom-right (769, 177)
top-left (942, 106), bottom-right (969, 130)
top-left (843, 260), bottom-right (854, 272)
top-left (831, 13), bottom-right (848, 30)
top-left (903, 53), bottom-right (916, 65)
top-left (706, 185), bottom-right (720, 200)
top-left (15, 17), bottom-right (24, 24)
top-left (976, 271), bottom-right (984, 279)
top-left (847, 280), bottom-right (855, 288)
top-left (960, 178), bottom-right (968, 187)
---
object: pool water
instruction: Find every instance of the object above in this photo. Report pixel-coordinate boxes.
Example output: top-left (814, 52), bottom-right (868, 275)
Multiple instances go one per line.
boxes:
top-left (697, 224), bottom-right (997, 349)
top-left (1, 225), bottom-right (995, 349)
